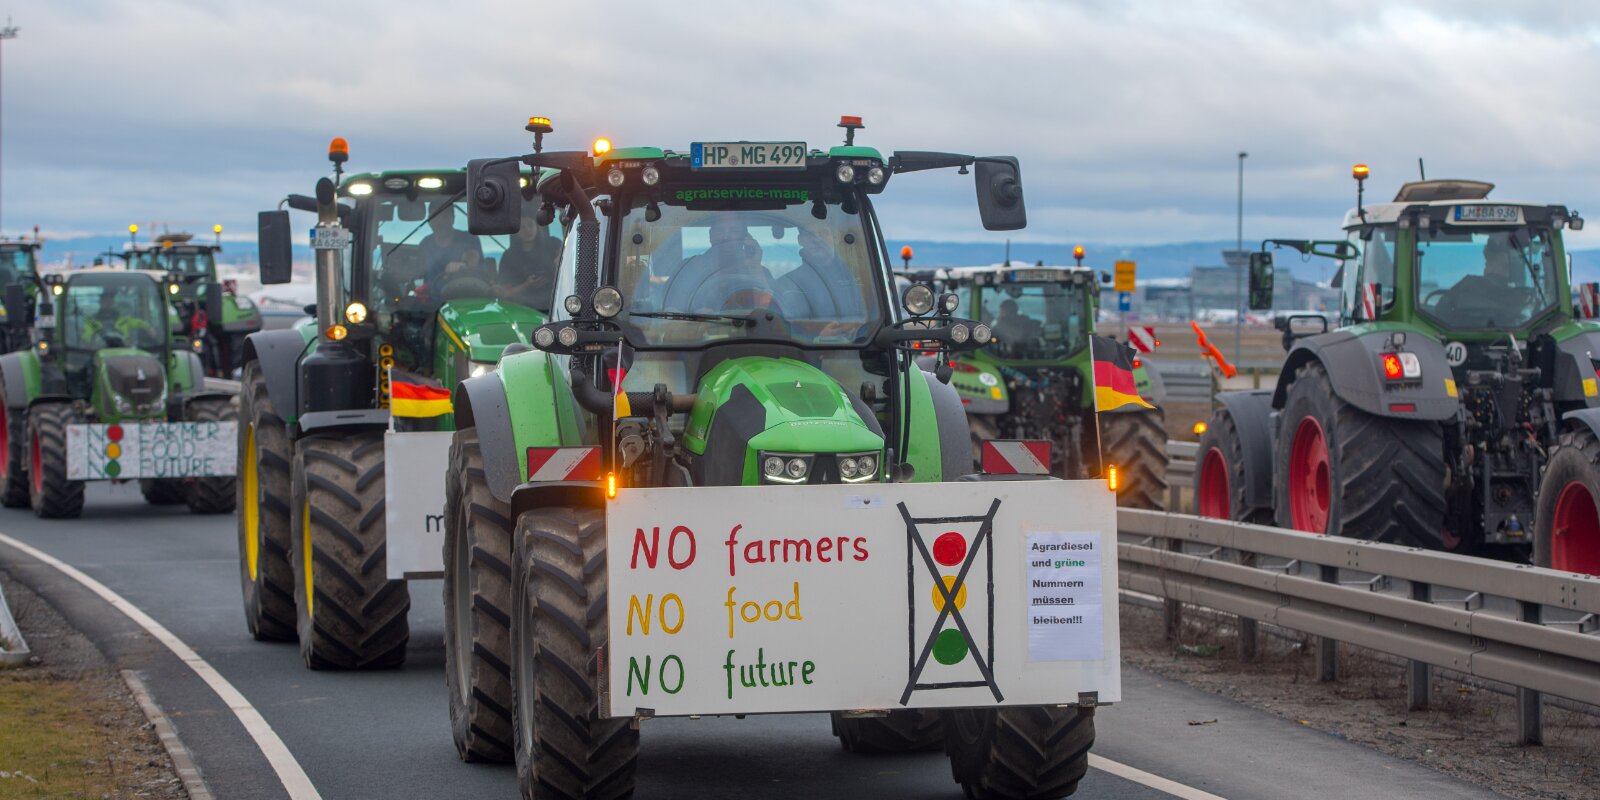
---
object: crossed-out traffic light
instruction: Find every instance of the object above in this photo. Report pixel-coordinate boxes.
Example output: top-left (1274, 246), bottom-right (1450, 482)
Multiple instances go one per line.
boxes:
top-left (898, 498), bottom-right (1003, 705)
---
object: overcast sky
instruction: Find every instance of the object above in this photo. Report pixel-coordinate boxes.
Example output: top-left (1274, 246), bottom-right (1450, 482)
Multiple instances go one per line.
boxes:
top-left (3, 0), bottom-right (1598, 251)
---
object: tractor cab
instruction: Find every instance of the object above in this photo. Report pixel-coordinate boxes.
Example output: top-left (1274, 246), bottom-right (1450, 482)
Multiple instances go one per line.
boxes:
top-left (0, 240), bottom-right (42, 344)
top-left (945, 265), bottom-right (1099, 363)
top-left (54, 270), bottom-right (172, 403)
top-left (123, 230), bottom-right (263, 377)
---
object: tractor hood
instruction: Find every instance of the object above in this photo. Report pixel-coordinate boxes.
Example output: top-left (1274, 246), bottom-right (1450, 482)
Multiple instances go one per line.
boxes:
top-left (437, 298), bottom-right (549, 362)
top-left (97, 348), bottom-right (168, 419)
top-left (682, 356), bottom-right (884, 485)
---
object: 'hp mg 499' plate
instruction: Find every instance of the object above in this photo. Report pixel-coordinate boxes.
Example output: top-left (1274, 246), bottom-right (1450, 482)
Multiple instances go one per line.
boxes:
top-left (691, 142), bottom-right (807, 169)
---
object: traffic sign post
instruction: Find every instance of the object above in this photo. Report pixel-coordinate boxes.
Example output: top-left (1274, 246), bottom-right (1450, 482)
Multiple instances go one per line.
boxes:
top-left (1117, 292), bottom-right (1132, 313)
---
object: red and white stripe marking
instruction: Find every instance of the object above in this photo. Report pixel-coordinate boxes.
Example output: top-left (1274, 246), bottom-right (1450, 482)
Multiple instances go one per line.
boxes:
top-left (1580, 283), bottom-right (1599, 319)
top-left (1360, 283), bottom-right (1379, 320)
top-left (1128, 326), bottom-right (1157, 353)
top-left (526, 447), bottom-right (602, 482)
top-left (980, 440), bottom-right (1051, 475)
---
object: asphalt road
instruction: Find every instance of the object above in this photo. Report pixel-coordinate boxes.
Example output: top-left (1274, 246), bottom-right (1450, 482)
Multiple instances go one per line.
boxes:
top-left (0, 483), bottom-right (1507, 800)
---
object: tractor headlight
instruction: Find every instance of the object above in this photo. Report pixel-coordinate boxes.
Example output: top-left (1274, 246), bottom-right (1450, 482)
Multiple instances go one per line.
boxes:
top-left (950, 324), bottom-right (970, 344)
top-left (838, 451), bottom-right (878, 483)
top-left (167, 283), bottom-right (180, 295)
top-left (469, 362), bottom-right (495, 378)
top-left (866, 166), bottom-right (886, 185)
top-left (940, 293), bottom-right (960, 314)
top-left (564, 295), bottom-right (584, 316)
top-left (903, 284), bottom-right (934, 316)
top-left (592, 286), bottom-right (623, 318)
top-left (973, 324), bottom-right (992, 344)
top-left (534, 327), bottom-right (556, 348)
top-left (835, 164), bottom-right (855, 184)
top-left (191, 338), bottom-right (204, 353)
top-left (641, 166), bottom-right (661, 186)
top-left (345, 302), bottom-right (368, 324)
top-left (606, 168), bottom-right (626, 188)
top-left (758, 452), bottom-right (813, 484)
top-left (557, 327), bottom-right (579, 347)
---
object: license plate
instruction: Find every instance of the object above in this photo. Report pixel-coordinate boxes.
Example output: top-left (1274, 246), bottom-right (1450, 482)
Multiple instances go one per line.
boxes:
top-left (1453, 205), bottom-right (1523, 224)
top-left (310, 226), bottom-right (353, 250)
top-left (691, 142), bottom-right (807, 169)
top-left (1008, 269), bottom-right (1060, 283)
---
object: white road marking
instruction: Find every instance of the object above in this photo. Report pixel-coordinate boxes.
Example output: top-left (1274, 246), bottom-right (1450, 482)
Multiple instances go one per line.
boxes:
top-left (1091, 753), bottom-right (1229, 799)
top-left (0, 532), bottom-right (321, 800)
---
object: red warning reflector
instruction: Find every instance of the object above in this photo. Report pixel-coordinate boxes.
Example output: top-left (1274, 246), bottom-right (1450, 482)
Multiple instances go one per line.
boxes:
top-left (1389, 403), bottom-right (1416, 413)
top-left (1128, 325), bottom-right (1157, 353)
top-left (526, 447), bottom-right (602, 482)
top-left (980, 440), bottom-right (1050, 475)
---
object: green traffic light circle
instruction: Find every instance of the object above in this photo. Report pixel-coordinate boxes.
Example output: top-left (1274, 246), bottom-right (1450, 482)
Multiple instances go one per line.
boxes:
top-left (932, 628), bottom-right (969, 665)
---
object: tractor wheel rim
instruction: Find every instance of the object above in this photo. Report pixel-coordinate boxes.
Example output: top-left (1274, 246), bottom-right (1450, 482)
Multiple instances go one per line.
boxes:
top-left (1551, 480), bottom-right (1600, 575)
top-left (301, 499), bottom-right (313, 615)
top-left (1289, 416), bottom-right (1331, 533)
top-left (244, 425), bottom-right (260, 581)
top-left (30, 428), bottom-right (41, 494)
top-left (1198, 447), bottom-right (1231, 519)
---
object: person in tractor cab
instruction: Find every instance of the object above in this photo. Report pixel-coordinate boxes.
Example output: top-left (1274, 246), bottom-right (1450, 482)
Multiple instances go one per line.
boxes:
top-left (679, 215), bottom-right (779, 313)
top-left (79, 286), bottom-right (153, 348)
top-left (1435, 234), bottom-right (1530, 322)
top-left (991, 298), bottom-right (1041, 350)
top-left (497, 216), bottom-right (561, 312)
top-left (420, 207), bottom-right (484, 291)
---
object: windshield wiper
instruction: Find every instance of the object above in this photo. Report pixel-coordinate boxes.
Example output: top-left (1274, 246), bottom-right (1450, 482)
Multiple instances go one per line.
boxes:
top-left (628, 310), bottom-right (754, 327)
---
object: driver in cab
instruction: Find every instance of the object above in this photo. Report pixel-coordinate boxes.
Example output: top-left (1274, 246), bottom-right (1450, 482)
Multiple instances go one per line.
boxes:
top-left (688, 215), bottom-right (778, 312)
top-left (420, 208), bottom-right (483, 296)
top-left (1438, 235), bottom-right (1520, 317)
top-left (80, 286), bottom-right (150, 347)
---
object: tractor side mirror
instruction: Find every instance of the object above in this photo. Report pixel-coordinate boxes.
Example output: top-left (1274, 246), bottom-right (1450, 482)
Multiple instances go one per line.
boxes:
top-left (1247, 251), bottom-right (1275, 310)
top-left (974, 157), bottom-right (1026, 231)
top-left (257, 210), bottom-right (295, 285)
top-left (467, 158), bottom-right (523, 235)
top-left (204, 282), bottom-right (225, 324)
top-left (3, 283), bottom-right (26, 329)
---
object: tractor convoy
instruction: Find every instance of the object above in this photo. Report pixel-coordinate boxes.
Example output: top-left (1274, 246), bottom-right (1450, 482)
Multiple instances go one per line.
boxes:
top-left (1197, 167), bottom-right (1599, 575)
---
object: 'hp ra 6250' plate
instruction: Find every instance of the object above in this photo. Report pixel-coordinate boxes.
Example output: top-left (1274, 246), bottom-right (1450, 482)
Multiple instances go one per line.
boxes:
top-left (691, 142), bottom-right (807, 169)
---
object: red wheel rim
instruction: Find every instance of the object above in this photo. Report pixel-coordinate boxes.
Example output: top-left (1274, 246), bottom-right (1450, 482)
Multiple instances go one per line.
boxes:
top-left (30, 428), bottom-right (41, 494)
top-left (1550, 480), bottom-right (1600, 575)
top-left (1288, 416), bottom-right (1331, 533)
top-left (1197, 447), bottom-right (1231, 519)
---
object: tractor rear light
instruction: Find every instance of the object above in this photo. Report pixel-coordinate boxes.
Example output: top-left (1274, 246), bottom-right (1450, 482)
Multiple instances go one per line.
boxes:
top-left (1132, 358), bottom-right (1141, 368)
top-left (1390, 403), bottom-right (1416, 412)
top-left (1106, 464), bottom-right (1119, 492)
top-left (1383, 352), bottom-right (1422, 379)
top-left (1398, 352), bottom-right (1421, 378)
top-left (1382, 353), bottom-right (1403, 379)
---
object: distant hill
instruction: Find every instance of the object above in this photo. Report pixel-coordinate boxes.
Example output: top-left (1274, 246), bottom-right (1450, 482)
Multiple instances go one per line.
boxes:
top-left (33, 234), bottom-right (1600, 287)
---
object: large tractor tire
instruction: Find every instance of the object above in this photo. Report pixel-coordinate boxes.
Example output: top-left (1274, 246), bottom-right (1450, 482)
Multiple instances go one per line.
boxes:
top-left (1099, 408), bottom-right (1167, 509)
top-left (1534, 427), bottom-right (1600, 575)
top-left (0, 387), bottom-right (30, 508)
top-left (139, 479), bottom-right (187, 505)
top-left (443, 427), bottom-right (516, 763)
top-left (511, 506), bottom-right (638, 800)
top-left (184, 397), bottom-right (237, 514)
top-left (1194, 408), bottom-right (1271, 522)
top-left (27, 402), bottom-right (84, 518)
top-left (290, 432), bottom-right (410, 670)
top-left (1275, 362), bottom-right (1447, 547)
top-left (943, 706), bottom-right (1095, 800)
top-left (831, 710), bottom-right (944, 753)
top-left (237, 361), bottom-right (296, 641)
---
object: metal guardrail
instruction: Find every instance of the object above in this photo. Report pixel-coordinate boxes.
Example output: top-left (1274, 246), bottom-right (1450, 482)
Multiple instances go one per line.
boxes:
top-left (1165, 441), bottom-right (1197, 513)
top-left (1117, 509), bottom-right (1600, 744)
top-left (0, 580), bottom-right (30, 667)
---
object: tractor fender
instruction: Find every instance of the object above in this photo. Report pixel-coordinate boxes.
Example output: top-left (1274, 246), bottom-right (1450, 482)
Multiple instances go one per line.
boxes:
top-left (1551, 329), bottom-right (1600, 406)
top-left (297, 409), bottom-right (388, 435)
top-left (453, 371), bottom-right (522, 504)
top-left (923, 369), bottom-right (973, 481)
top-left (509, 480), bottom-right (605, 521)
top-left (241, 329), bottom-right (312, 421)
top-left (1272, 329), bottom-right (1458, 421)
top-left (0, 352), bottom-right (31, 409)
top-left (1558, 407), bottom-right (1600, 441)
top-left (1213, 390), bottom-right (1276, 511)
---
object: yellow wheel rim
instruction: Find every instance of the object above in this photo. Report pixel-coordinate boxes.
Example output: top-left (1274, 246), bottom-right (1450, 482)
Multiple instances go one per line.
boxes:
top-left (244, 425), bottom-right (260, 581)
top-left (302, 498), bottom-right (313, 615)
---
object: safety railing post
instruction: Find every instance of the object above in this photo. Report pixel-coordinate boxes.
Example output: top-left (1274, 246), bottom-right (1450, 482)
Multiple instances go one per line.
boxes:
top-left (1516, 600), bottom-right (1542, 745)
top-left (1316, 564), bottom-right (1338, 682)
top-left (1407, 581), bottom-right (1430, 710)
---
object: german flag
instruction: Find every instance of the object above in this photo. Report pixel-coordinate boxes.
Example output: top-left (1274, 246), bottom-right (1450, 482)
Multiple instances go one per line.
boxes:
top-left (1091, 335), bottom-right (1154, 411)
top-left (391, 372), bottom-right (453, 418)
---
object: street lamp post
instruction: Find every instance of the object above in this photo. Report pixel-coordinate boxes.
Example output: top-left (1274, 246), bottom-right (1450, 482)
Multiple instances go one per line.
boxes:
top-left (0, 19), bottom-right (19, 237)
top-left (1235, 150), bottom-right (1248, 364)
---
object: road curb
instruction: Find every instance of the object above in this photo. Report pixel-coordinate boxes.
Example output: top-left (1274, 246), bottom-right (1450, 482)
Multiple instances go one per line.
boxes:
top-left (0, 578), bottom-right (29, 666)
top-left (122, 669), bottom-right (214, 800)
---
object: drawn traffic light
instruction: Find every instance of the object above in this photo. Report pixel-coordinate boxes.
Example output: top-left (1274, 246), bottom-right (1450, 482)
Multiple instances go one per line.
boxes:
top-left (899, 499), bottom-right (1003, 705)
top-left (102, 425), bottom-right (125, 478)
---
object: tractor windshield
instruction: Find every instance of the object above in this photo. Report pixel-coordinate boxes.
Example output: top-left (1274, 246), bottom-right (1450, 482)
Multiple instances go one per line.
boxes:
top-left (61, 274), bottom-right (168, 352)
top-left (162, 249), bottom-right (217, 279)
top-left (977, 281), bottom-right (1091, 359)
top-left (367, 193), bottom-right (562, 313)
top-left (1416, 225), bottom-right (1559, 330)
top-left (0, 248), bottom-right (36, 285)
top-left (613, 199), bottom-right (882, 348)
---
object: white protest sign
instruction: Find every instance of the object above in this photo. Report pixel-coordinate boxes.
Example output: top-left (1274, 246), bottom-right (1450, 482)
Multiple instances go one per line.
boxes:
top-left (603, 480), bottom-right (1120, 718)
top-left (66, 422), bottom-right (236, 480)
top-left (382, 431), bottom-right (453, 579)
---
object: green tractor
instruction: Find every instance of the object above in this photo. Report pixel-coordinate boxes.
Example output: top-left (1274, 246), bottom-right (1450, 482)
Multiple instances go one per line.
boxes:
top-left (0, 239), bottom-right (43, 353)
top-left (444, 118), bottom-right (1120, 799)
top-left (1197, 167), bottom-right (1600, 575)
top-left (0, 269), bottom-right (236, 517)
top-left (123, 229), bottom-right (263, 376)
top-left (236, 136), bottom-right (559, 664)
top-left (920, 263), bottom-right (1168, 508)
